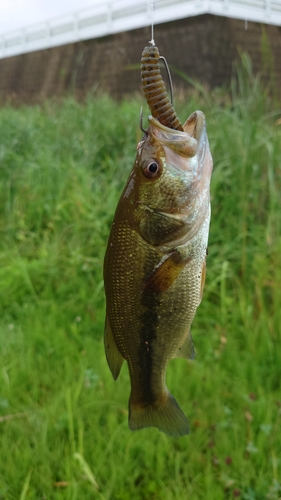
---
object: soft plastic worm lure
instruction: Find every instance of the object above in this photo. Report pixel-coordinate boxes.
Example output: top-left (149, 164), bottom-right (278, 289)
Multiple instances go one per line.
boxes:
top-left (141, 43), bottom-right (183, 131)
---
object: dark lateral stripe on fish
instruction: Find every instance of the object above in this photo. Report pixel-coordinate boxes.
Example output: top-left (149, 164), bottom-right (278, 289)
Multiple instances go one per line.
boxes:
top-left (135, 273), bottom-right (161, 406)
top-left (134, 251), bottom-right (189, 405)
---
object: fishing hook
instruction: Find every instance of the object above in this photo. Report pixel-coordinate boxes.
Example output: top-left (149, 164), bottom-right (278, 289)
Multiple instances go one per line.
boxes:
top-left (139, 106), bottom-right (148, 134)
top-left (159, 55), bottom-right (174, 108)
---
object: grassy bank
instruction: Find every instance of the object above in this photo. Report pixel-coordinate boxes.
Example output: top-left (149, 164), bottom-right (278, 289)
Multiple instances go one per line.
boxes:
top-left (0, 59), bottom-right (281, 499)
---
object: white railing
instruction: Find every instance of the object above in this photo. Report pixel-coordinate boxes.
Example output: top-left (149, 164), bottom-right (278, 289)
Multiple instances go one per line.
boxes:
top-left (0, 0), bottom-right (281, 59)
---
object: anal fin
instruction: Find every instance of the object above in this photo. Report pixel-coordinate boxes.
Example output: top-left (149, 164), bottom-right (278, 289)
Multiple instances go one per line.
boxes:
top-left (104, 315), bottom-right (124, 380)
top-left (174, 332), bottom-right (195, 360)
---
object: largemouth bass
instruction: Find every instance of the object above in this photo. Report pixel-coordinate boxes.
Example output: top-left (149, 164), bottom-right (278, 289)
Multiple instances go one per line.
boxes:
top-left (103, 44), bottom-right (213, 437)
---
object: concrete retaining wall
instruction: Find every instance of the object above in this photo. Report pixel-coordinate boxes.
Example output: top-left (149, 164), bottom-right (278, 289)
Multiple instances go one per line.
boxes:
top-left (0, 14), bottom-right (280, 103)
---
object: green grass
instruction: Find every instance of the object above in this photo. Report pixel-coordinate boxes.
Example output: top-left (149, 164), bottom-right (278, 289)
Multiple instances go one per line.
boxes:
top-left (0, 57), bottom-right (281, 499)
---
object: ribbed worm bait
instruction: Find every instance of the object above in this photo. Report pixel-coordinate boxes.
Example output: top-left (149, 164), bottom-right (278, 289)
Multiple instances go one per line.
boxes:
top-left (141, 43), bottom-right (183, 131)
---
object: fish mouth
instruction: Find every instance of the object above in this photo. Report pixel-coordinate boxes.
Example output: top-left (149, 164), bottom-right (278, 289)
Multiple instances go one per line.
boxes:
top-left (149, 111), bottom-right (205, 139)
top-left (149, 112), bottom-right (206, 161)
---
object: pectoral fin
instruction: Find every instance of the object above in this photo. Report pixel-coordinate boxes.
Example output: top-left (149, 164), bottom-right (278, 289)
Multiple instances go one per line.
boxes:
top-left (174, 332), bottom-right (195, 360)
top-left (104, 315), bottom-right (124, 380)
top-left (144, 250), bottom-right (191, 293)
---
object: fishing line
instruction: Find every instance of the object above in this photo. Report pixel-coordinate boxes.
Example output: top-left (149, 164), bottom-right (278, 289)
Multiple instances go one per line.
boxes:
top-left (139, 1), bottom-right (177, 131)
top-left (150, 2), bottom-right (155, 46)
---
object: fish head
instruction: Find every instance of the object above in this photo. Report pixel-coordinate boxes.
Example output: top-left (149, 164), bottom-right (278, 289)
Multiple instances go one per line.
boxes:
top-left (123, 111), bottom-right (213, 246)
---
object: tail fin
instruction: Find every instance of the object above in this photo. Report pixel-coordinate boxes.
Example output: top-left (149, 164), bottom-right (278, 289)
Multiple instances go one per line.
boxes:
top-left (129, 393), bottom-right (189, 437)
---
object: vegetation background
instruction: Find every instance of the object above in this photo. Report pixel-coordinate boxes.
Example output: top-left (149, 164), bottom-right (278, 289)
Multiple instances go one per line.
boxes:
top-left (0, 55), bottom-right (280, 499)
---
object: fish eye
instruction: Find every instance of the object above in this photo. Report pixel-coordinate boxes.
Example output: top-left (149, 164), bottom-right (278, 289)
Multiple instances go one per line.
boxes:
top-left (142, 159), bottom-right (161, 179)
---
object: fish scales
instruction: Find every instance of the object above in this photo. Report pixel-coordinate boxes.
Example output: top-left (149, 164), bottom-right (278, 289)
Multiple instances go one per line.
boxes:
top-left (105, 224), bottom-right (200, 397)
